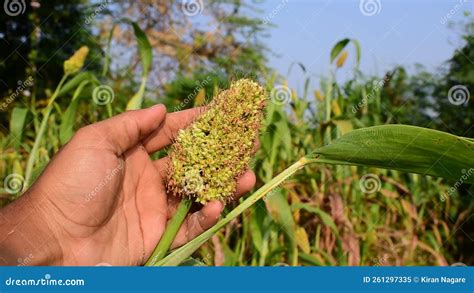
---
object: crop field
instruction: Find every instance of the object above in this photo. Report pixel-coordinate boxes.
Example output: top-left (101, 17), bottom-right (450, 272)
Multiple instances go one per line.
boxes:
top-left (0, 1), bottom-right (472, 267)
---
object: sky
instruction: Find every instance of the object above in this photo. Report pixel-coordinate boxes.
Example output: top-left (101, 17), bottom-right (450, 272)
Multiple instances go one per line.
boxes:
top-left (258, 0), bottom-right (473, 87)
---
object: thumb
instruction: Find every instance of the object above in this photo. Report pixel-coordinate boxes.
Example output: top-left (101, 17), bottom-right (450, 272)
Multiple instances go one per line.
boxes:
top-left (75, 104), bottom-right (167, 155)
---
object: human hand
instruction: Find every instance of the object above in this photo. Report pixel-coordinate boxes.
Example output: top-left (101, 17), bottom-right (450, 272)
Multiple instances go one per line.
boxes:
top-left (0, 105), bottom-right (256, 266)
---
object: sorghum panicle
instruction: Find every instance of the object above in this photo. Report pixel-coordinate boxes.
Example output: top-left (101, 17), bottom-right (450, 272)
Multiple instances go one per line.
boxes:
top-left (167, 79), bottom-right (266, 203)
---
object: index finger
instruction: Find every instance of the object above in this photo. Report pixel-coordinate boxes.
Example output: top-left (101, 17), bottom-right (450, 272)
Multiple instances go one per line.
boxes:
top-left (143, 106), bottom-right (205, 153)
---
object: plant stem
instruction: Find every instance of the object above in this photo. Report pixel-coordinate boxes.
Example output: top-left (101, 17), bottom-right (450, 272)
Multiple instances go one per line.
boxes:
top-left (23, 74), bottom-right (68, 190)
top-left (145, 198), bottom-right (193, 266)
top-left (156, 157), bottom-right (309, 266)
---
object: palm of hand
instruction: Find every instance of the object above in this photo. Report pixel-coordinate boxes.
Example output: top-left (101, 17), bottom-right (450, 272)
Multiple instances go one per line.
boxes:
top-left (38, 141), bottom-right (165, 266)
top-left (30, 106), bottom-right (255, 265)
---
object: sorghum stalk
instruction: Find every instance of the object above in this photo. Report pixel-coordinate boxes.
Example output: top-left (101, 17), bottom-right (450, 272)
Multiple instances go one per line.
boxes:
top-left (145, 79), bottom-right (266, 266)
top-left (24, 46), bottom-right (89, 190)
top-left (24, 75), bottom-right (68, 189)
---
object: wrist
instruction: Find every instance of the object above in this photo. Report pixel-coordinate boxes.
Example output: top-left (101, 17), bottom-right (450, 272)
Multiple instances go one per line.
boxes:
top-left (0, 189), bottom-right (63, 266)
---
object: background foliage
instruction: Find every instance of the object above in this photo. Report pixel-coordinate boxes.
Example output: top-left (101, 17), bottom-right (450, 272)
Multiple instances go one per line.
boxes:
top-left (0, 1), bottom-right (472, 266)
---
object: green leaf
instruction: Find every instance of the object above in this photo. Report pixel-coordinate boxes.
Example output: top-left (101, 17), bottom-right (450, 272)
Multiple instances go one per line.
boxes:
top-left (57, 72), bottom-right (96, 98)
top-left (9, 107), bottom-right (29, 148)
top-left (179, 257), bottom-right (207, 266)
top-left (275, 119), bottom-right (292, 156)
top-left (292, 203), bottom-right (339, 236)
top-left (299, 252), bottom-right (324, 266)
top-left (126, 76), bottom-right (147, 110)
top-left (330, 38), bottom-right (360, 68)
top-left (265, 189), bottom-right (296, 263)
top-left (330, 38), bottom-right (350, 63)
top-left (130, 21), bottom-right (152, 76)
top-left (102, 24), bottom-right (117, 77)
top-left (124, 20), bottom-right (153, 110)
top-left (311, 125), bottom-right (474, 183)
top-left (30, 161), bottom-right (48, 185)
top-left (249, 205), bottom-right (265, 253)
top-left (350, 39), bottom-right (361, 69)
top-left (59, 80), bottom-right (91, 144)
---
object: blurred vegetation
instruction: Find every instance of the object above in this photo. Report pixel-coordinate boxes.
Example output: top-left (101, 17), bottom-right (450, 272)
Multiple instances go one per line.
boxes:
top-left (0, 0), bottom-right (102, 114)
top-left (0, 1), bottom-right (472, 266)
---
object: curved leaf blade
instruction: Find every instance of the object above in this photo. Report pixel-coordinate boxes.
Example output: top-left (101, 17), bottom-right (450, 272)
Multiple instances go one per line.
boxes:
top-left (123, 20), bottom-right (153, 110)
top-left (330, 38), bottom-right (350, 63)
top-left (311, 125), bottom-right (474, 183)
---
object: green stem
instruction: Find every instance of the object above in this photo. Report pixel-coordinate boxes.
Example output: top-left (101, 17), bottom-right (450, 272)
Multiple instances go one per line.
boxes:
top-left (23, 74), bottom-right (68, 190)
top-left (106, 103), bottom-right (113, 118)
top-left (145, 198), bottom-right (193, 266)
top-left (156, 157), bottom-right (309, 266)
top-left (324, 74), bottom-right (333, 144)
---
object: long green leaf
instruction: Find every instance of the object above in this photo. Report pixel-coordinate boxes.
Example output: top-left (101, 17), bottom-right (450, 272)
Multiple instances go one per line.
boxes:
top-left (125, 21), bottom-right (153, 110)
top-left (9, 107), bottom-right (29, 148)
top-left (102, 24), bottom-right (117, 77)
top-left (130, 22), bottom-right (152, 76)
top-left (310, 125), bottom-right (474, 183)
top-left (265, 189), bottom-right (297, 265)
top-left (59, 80), bottom-right (91, 144)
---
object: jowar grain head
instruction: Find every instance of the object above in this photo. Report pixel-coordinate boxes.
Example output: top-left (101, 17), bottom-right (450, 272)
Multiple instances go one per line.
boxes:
top-left (167, 79), bottom-right (267, 204)
top-left (63, 46), bottom-right (89, 75)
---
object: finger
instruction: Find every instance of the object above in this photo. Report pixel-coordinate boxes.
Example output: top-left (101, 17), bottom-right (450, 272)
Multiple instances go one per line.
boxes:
top-left (234, 170), bottom-right (256, 200)
top-left (153, 157), bottom-right (256, 200)
top-left (253, 139), bottom-right (260, 152)
top-left (171, 201), bottom-right (224, 248)
top-left (74, 104), bottom-right (167, 156)
top-left (143, 107), bottom-right (204, 153)
top-left (168, 170), bottom-right (255, 248)
top-left (153, 157), bottom-right (170, 179)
